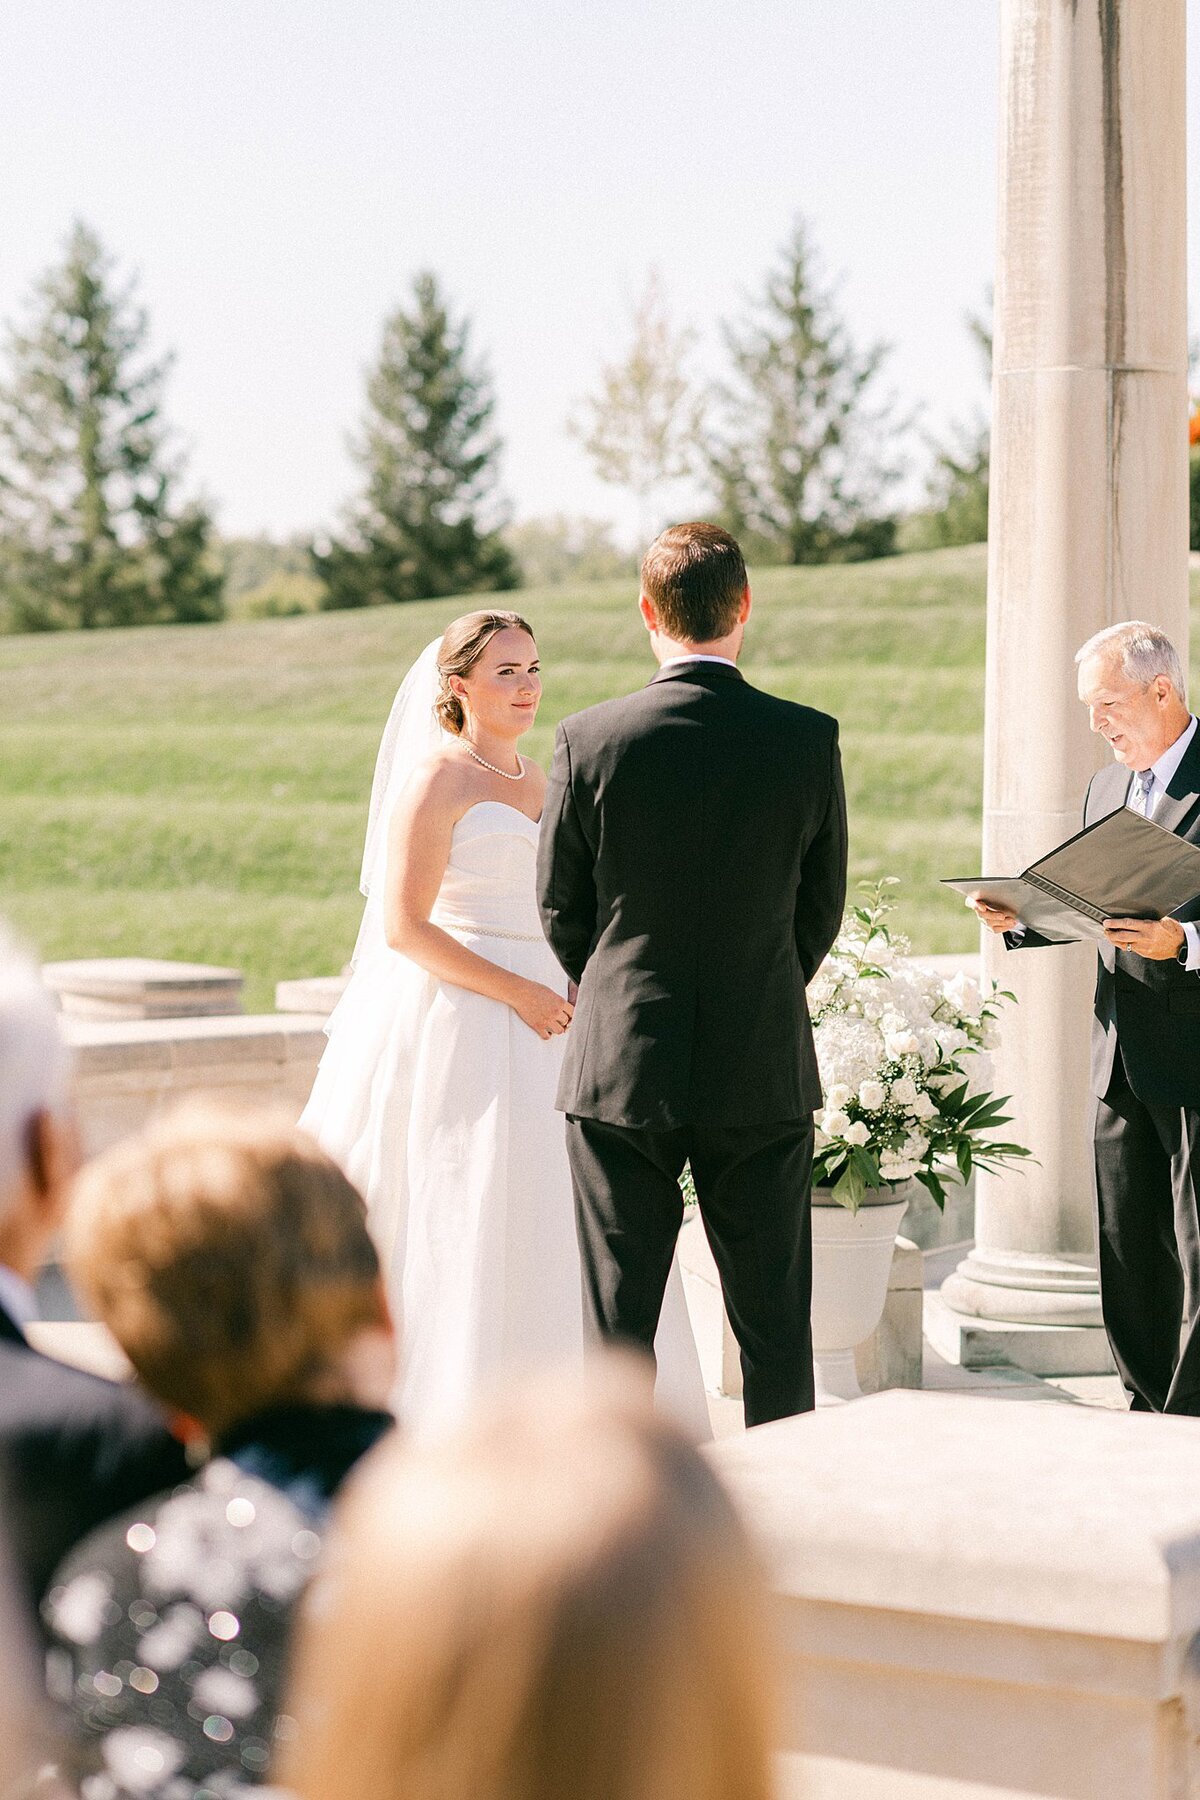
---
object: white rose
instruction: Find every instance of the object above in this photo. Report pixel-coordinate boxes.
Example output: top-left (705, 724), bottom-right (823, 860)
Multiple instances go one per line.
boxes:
top-left (885, 1030), bottom-right (921, 1059)
top-left (879, 1153), bottom-right (920, 1182)
top-left (891, 1075), bottom-right (919, 1108)
top-left (823, 1110), bottom-right (852, 1139)
top-left (911, 1091), bottom-right (938, 1120)
top-left (858, 1080), bottom-right (886, 1111)
top-left (825, 1083), bottom-right (852, 1111)
top-left (844, 1120), bottom-right (870, 1147)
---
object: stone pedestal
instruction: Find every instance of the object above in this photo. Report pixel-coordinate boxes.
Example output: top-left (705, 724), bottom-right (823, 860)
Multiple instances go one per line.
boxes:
top-left (714, 1391), bottom-right (1200, 1799)
top-left (941, 0), bottom-right (1189, 1368)
top-left (44, 957), bottom-right (244, 1020)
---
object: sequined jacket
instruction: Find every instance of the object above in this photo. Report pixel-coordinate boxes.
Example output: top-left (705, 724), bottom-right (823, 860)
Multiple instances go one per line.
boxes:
top-left (41, 1402), bottom-right (392, 1798)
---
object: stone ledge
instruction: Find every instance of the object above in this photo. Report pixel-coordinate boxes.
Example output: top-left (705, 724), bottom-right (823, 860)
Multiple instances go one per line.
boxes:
top-left (713, 1390), bottom-right (1200, 1644)
top-left (67, 1013), bottom-right (328, 1079)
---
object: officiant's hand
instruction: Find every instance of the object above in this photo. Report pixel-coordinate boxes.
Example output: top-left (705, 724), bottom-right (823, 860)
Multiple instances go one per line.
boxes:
top-left (511, 978), bottom-right (574, 1039)
top-left (1103, 917), bottom-right (1186, 960)
top-left (966, 896), bottom-right (1019, 934)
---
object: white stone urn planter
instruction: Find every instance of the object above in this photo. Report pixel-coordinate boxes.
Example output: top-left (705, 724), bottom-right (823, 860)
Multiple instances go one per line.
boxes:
top-left (811, 1186), bottom-right (912, 1403)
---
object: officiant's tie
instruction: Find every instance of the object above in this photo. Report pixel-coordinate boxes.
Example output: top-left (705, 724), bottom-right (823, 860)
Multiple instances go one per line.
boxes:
top-left (1128, 768), bottom-right (1155, 818)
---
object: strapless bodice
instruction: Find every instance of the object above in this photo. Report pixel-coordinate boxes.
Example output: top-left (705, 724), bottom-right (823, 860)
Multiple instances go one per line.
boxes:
top-left (430, 802), bottom-right (544, 940)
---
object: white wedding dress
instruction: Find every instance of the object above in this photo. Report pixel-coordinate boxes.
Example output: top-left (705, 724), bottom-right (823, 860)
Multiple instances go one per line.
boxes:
top-left (300, 797), bottom-right (709, 1439)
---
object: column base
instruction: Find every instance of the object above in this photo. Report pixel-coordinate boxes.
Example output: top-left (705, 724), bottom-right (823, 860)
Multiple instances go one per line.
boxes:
top-left (932, 1245), bottom-right (1113, 1377)
top-left (924, 1290), bottom-right (1116, 1375)
top-left (942, 1246), bottom-right (1104, 1327)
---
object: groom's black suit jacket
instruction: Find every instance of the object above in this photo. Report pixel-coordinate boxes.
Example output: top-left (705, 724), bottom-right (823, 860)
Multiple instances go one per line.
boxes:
top-left (537, 660), bottom-right (847, 1130)
top-left (1015, 730), bottom-right (1200, 1107)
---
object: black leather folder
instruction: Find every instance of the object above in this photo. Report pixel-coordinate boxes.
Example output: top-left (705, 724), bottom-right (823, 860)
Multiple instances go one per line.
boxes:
top-left (943, 807), bottom-right (1200, 944)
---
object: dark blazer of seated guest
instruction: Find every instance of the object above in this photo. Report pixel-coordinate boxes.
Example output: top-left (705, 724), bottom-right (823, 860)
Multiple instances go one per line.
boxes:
top-left (0, 1297), bottom-right (190, 1620)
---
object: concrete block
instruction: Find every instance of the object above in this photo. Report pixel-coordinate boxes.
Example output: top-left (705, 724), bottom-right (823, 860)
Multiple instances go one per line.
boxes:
top-left (713, 1390), bottom-right (1200, 1799)
top-left (276, 975), bottom-right (348, 1016)
top-left (44, 957), bottom-right (243, 1020)
top-left (924, 1287), bottom-right (1117, 1377)
top-left (856, 1237), bottom-right (923, 1394)
top-left (66, 1013), bottom-right (327, 1156)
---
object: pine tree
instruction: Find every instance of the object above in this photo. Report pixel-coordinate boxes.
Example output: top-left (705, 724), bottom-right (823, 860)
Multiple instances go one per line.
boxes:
top-left (569, 272), bottom-right (702, 543)
top-left (315, 272), bottom-right (517, 608)
top-left (917, 299), bottom-right (991, 548)
top-left (708, 218), bottom-right (903, 564)
top-left (0, 222), bottom-right (222, 631)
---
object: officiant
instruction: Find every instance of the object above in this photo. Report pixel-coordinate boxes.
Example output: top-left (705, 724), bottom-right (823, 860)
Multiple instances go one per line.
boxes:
top-left (972, 621), bottom-right (1200, 1414)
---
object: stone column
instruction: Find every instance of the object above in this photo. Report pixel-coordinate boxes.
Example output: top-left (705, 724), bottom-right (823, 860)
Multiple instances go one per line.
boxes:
top-left (937, 0), bottom-right (1189, 1370)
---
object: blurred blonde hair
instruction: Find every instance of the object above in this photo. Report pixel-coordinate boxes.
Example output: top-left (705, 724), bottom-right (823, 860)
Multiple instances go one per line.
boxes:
top-left (278, 1359), bottom-right (778, 1800)
top-left (65, 1103), bottom-right (384, 1437)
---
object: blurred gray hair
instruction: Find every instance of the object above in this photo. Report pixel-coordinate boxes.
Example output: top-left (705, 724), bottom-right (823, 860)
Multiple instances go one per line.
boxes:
top-left (0, 926), bottom-right (71, 1206)
top-left (1075, 621), bottom-right (1187, 701)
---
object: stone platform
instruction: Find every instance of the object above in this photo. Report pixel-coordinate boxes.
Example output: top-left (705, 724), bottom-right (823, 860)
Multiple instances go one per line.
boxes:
top-left (714, 1390), bottom-right (1200, 1799)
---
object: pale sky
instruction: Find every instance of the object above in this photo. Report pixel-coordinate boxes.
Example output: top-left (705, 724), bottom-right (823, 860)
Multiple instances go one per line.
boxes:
top-left (2, 2), bottom-right (1198, 544)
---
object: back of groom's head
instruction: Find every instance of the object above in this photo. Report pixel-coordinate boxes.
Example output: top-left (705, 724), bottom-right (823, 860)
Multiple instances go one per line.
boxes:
top-left (641, 523), bottom-right (747, 645)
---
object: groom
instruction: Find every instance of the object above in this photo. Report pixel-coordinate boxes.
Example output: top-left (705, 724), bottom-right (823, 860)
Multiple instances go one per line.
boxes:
top-left (537, 522), bottom-right (847, 1424)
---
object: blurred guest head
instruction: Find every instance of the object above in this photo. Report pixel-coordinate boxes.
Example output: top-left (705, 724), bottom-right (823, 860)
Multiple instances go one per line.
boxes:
top-left (65, 1104), bottom-right (395, 1441)
top-left (279, 1358), bottom-right (777, 1800)
top-left (0, 924), bottom-right (77, 1288)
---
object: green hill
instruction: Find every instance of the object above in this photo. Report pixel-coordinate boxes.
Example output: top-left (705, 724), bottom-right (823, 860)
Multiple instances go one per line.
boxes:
top-left (0, 541), bottom-right (1153, 1013)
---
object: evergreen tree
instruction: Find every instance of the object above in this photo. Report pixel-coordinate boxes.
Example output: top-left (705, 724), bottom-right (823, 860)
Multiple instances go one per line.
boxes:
top-left (569, 271), bottom-right (702, 542)
top-left (708, 218), bottom-right (903, 564)
top-left (914, 299), bottom-right (991, 549)
top-left (315, 272), bottom-right (517, 607)
top-left (0, 222), bottom-right (222, 631)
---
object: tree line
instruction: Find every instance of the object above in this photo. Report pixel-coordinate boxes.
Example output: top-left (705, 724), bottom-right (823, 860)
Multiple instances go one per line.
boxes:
top-left (0, 219), bottom-right (990, 633)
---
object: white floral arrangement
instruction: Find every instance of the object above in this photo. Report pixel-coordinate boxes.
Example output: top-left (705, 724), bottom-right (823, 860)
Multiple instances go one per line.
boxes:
top-left (809, 880), bottom-right (1032, 1211)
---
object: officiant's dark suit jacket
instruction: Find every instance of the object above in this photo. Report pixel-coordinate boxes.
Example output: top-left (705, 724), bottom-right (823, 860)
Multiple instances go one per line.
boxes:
top-left (1017, 733), bottom-right (1200, 1107)
top-left (0, 1297), bottom-right (189, 1618)
top-left (536, 659), bottom-right (847, 1128)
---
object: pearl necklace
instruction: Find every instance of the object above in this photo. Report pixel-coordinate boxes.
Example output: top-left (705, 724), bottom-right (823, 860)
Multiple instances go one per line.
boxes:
top-left (465, 745), bottom-right (525, 781)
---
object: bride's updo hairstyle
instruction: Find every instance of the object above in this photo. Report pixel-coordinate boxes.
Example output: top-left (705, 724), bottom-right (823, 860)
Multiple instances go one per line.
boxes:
top-left (435, 611), bottom-right (536, 735)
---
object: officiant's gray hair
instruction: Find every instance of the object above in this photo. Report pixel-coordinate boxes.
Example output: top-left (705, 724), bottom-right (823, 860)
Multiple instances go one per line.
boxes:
top-left (1075, 621), bottom-right (1187, 702)
top-left (0, 925), bottom-right (71, 1204)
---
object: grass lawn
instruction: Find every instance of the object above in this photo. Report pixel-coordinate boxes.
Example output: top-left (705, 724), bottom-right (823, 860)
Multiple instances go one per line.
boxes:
top-left (2, 542), bottom-right (1185, 1013)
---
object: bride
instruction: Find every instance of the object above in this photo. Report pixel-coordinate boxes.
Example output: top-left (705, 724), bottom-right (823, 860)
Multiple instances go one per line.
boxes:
top-left (300, 610), bottom-right (708, 1437)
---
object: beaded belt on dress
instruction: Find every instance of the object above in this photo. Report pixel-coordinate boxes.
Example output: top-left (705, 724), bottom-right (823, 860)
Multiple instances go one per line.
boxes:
top-left (432, 916), bottom-right (544, 942)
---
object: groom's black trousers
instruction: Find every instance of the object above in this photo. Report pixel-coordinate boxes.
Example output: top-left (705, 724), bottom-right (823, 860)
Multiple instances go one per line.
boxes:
top-left (565, 1115), bottom-right (815, 1426)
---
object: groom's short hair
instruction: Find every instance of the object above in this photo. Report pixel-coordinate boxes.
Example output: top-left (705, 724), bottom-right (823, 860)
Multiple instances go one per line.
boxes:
top-left (641, 523), bottom-right (747, 644)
